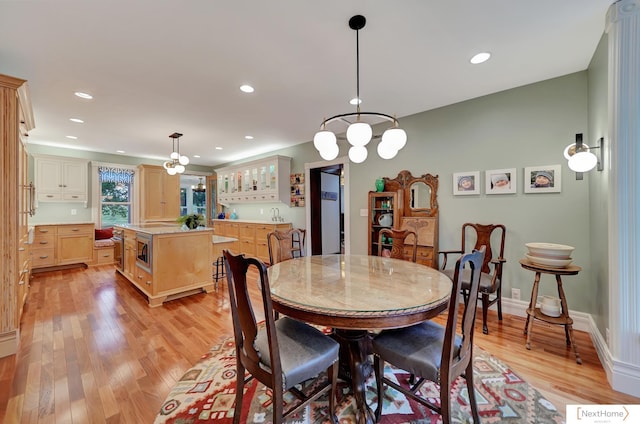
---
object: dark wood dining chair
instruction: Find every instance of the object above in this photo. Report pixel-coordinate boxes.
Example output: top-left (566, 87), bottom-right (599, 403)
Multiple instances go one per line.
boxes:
top-left (440, 223), bottom-right (506, 334)
top-left (267, 228), bottom-right (306, 265)
top-left (223, 249), bottom-right (339, 424)
top-left (372, 246), bottom-right (485, 424)
top-left (378, 228), bottom-right (418, 262)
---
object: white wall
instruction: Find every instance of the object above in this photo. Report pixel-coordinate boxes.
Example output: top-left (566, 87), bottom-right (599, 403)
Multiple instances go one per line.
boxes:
top-left (321, 172), bottom-right (340, 254)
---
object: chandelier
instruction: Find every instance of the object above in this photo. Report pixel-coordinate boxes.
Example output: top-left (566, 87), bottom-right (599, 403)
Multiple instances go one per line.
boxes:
top-left (313, 15), bottom-right (407, 163)
top-left (163, 132), bottom-right (189, 175)
top-left (192, 177), bottom-right (206, 193)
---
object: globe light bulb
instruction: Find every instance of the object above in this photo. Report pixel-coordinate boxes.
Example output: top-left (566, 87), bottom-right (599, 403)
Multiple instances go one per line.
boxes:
top-left (382, 127), bottom-right (407, 151)
top-left (314, 130), bottom-right (337, 151)
top-left (319, 143), bottom-right (339, 161)
top-left (175, 164), bottom-right (185, 174)
top-left (346, 122), bottom-right (372, 147)
top-left (348, 145), bottom-right (368, 163)
top-left (167, 167), bottom-right (177, 176)
top-left (179, 155), bottom-right (189, 166)
top-left (170, 151), bottom-right (179, 160)
top-left (377, 139), bottom-right (398, 160)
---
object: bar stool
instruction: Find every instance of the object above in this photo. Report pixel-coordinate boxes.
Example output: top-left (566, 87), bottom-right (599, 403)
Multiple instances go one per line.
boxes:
top-left (213, 256), bottom-right (226, 289)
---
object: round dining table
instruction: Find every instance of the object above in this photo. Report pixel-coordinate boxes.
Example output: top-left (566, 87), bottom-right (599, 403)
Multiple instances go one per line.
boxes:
top-left (267, 254), bottom-right (452, 424)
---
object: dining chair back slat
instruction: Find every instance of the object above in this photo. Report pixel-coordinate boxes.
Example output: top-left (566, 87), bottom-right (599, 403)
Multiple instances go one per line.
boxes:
top-left (372, 246), bottom-right (486, 424)
top-left (223, 249), bottom-right (339, 424)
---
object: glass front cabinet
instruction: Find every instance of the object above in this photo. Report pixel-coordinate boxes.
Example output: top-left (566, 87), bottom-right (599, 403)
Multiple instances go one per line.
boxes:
top-left (216, 155), bottom-right (291, 205)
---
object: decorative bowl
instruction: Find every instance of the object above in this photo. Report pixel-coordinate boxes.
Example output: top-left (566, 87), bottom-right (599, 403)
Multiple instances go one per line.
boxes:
top-left (525, 254), bottom-right (573, 268)
top-left (540, 304), bottom-right (562, 317)
top-left (525, 242), bottom-right (574, 259)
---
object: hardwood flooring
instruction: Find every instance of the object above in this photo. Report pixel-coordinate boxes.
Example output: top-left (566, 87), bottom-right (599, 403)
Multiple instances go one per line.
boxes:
top-left (1, 265), bottom-right (638, 423)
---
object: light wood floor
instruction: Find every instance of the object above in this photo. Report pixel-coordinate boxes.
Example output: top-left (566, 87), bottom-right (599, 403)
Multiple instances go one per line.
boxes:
top-left (1, 265), bottom-right (638, 423)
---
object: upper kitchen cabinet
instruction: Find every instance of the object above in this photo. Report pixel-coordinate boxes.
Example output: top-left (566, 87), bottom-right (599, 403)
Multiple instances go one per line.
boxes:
top-left (34, 154), bottom-right (89, 205)
top-left (138, 164), bottom-right (180, 222)
top-left (216, 155), bottom-right (291, 204)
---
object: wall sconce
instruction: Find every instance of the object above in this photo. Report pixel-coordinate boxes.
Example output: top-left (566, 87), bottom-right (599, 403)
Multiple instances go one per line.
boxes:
top-left (563, 133), bottom-right (603, 180)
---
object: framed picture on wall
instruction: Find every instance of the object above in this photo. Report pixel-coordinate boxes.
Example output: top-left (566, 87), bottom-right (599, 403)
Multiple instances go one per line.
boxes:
top-left (524, 164), bottom-right (561, 193)
top-left (485, 168), bottom-right (516, 194)
top-left (453, 171), bottom-right (480, 195)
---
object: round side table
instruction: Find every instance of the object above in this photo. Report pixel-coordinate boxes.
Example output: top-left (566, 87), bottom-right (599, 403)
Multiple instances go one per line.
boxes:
top-left (519, 259), bottom-right (582, 364)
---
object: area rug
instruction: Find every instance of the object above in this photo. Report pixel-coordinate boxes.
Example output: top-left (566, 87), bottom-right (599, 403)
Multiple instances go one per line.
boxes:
top-left (155, 337), bottom-right (565, 424)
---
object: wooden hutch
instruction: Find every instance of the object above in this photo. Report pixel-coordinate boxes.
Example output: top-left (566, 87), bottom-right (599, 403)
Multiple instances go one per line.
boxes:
top-left (368, 170), bottom-right (439, 268)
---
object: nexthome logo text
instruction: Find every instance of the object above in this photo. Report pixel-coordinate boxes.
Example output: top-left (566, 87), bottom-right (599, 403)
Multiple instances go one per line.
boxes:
top-left (567, 405), bottom-right (638, 424)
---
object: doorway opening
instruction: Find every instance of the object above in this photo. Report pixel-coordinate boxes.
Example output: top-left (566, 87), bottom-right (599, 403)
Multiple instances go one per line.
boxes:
top-left (305, 157), bottom-right (350, 255)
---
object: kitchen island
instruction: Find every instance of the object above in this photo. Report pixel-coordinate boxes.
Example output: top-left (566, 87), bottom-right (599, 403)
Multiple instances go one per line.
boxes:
top-left (114, 223), bottom-right (214, 307)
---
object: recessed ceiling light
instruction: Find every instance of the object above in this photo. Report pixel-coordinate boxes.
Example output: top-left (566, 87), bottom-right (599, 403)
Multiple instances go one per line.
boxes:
top-left (116, 150), bottom-right (125, 153)
top-left (65, 135), bottom-right (78, 140)
top-left (240, 84), bottom-right (254, 93)
top-left (470, 52), bottom-right (491, 64)
top-left (215, 147), bottom-right (223, 150)
top-left (69, 118), bottom-right (84, 123)
top-left (245, 135), bottom-right (254, 140)
top-left (349, 97), bottom-right (362, 105)
top-left (74, 91), bottom-right (93, 99)
top-left (193, 155), bottom-right (201, 158)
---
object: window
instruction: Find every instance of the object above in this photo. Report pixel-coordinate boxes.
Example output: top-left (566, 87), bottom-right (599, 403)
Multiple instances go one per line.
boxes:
top-left (98, 166), bottom-right (134, 228)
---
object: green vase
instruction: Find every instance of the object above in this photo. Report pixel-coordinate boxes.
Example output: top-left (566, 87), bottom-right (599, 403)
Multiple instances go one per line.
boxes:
top-left (375, 178), bottom-right (385, 192)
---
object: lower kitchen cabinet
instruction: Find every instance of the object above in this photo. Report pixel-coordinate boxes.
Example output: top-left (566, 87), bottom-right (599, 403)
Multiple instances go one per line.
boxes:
top-left (213, 220), bottom-right (291, 263)
top-left (32, 223), bottom-right (94, 271)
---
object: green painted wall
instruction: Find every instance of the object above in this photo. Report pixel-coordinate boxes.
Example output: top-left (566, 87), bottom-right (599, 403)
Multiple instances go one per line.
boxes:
top-left (29, 71), bottom-right (600, 315)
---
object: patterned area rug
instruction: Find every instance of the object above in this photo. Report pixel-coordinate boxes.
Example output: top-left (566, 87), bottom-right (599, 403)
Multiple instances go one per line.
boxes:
top-left (155, 337), bottom-right (565, 424)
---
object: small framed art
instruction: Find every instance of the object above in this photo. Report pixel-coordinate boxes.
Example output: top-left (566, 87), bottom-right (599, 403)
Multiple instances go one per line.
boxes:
top-left (524, 164), bottom-right (561, 193)
top-left (453, 171), bottom-right (480, 195)
top-left (485, 168), bottom-right (516, 194)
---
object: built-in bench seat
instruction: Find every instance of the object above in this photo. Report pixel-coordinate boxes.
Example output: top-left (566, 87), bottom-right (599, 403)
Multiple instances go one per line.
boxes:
top-left (92, 229), bottom-right (115, 266)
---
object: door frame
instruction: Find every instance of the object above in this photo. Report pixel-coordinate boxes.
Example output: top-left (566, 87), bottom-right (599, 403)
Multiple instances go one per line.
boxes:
top-left (305, 156), bottom-right (350, 255)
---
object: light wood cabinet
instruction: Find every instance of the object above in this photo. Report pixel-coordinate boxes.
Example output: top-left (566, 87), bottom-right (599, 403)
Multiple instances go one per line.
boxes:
top-left (216, 155), bottom-right (291, 204)
top-left (115, 227), bottom-right (214, 307)
top-left (31, 226), bottom-right (56, 268)
top-left (213, 219), bottom-right (291, 263)
top-left (32, 224), bottom-right (95, 271)
top-left (57, 224), bottom-right (94, 265)
top-left (34, 155), bottom-right (88, 204)
top-left (123, 229), bottom-right (137, 280)
top-left (138, 164), bottom-right (180, 222)
top-left (93, 245), bottom-right (115, 265)
top-left (238, 222), bottom-right (257, 256)
top-left (0, 73), bottom-right (35, 358)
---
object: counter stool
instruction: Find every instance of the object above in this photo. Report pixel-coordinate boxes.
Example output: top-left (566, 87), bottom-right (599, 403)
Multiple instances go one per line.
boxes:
top-left (213, 256), bottom-right (226, 289)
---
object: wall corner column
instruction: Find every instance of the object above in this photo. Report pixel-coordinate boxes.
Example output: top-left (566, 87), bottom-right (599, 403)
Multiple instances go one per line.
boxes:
top-left (606, 0), bottom-right (640, 397)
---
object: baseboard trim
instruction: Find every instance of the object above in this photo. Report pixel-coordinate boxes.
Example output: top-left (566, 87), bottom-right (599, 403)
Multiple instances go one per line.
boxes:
top-left (0, 330), bottom-right (19, 358)
top-left (502, 297), bottom-right (640, 398)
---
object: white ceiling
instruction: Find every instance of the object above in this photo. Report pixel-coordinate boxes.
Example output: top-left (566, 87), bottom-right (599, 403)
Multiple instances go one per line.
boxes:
top-left (0, 1), bottom-right (612, 168)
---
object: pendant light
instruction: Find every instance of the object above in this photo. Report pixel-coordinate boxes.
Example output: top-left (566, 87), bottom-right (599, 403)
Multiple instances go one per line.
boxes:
top-left (163, 132), bottom-right (189, 175)
top-left (313, 15), bottom-right (407, 163)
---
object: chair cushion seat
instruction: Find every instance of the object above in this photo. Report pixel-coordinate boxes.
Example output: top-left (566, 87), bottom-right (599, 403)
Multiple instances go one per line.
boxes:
top-left (255, 317), bottom-right (339, 390)
top-left (443, 269), bottom-right (495, 293)
top-left (372, 321), bottom-right (461, 380)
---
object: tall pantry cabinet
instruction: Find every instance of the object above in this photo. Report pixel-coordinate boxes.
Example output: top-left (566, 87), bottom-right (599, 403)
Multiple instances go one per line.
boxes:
top-left (0, 74), bottom-right (35, 358)
top-left (138, 164), bottom-right (180, 222)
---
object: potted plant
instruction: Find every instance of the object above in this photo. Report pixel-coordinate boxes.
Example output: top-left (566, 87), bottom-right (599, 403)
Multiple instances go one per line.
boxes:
top-left (177, 213), bottom-right (205, 230)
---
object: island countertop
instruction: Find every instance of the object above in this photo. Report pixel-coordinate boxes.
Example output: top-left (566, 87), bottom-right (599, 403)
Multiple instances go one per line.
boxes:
top-left (115, 223), bottom-right (214, 235)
